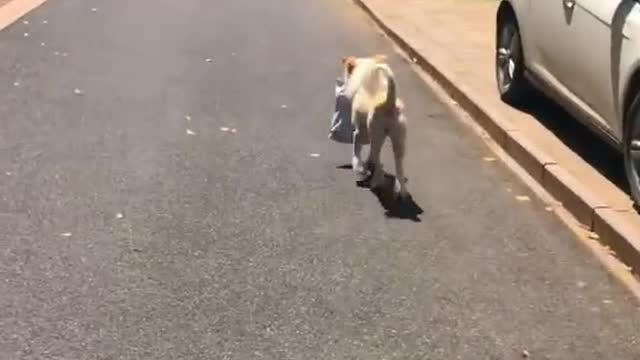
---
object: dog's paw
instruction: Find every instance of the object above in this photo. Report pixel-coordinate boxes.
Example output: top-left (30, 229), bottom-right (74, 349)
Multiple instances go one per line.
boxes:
top-left (395, 189), bottom-right (411, 202)
top-left (352, 157), bottom-right (366, 176)
top-left (369, 174), bottom-right (386, 189)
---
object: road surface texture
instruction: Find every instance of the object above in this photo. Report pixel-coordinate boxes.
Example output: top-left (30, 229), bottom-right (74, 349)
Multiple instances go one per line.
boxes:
top-left (1, 0), bottom-right (640, 359)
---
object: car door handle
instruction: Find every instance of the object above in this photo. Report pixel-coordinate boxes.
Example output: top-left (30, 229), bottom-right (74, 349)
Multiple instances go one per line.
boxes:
top-left (563, 0), bottom-right (576, 10)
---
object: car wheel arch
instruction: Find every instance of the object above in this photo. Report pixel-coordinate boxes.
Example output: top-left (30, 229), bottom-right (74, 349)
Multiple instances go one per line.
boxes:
top-left (496, 0), bottom-right (516, 24)
top-left (497, 1), bottom-right (516, 34)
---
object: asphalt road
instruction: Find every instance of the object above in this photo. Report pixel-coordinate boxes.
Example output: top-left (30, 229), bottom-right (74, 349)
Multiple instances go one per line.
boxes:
top-left (1, 0), bottom-right (640, 358)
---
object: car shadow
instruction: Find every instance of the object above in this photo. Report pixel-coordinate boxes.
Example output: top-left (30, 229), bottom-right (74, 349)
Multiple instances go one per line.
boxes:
top-left (510, 92), bottom-right (630, 194)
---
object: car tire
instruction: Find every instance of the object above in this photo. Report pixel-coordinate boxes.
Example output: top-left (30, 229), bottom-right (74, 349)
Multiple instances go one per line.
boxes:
top-left (624, 92), bottom-right (640, 207)
top-left (496, 14), bottom-right (531, 104)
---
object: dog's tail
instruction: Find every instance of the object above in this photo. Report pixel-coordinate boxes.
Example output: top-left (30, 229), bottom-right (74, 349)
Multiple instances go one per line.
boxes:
top-left (375, 64), bottom-right (397, 113)
top-left (345, 60), bottom-right (398, 111)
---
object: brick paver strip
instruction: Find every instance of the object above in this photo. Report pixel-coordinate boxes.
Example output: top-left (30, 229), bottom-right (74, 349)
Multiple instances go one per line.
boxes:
top-left (355, 0), bottom-right (640, 271)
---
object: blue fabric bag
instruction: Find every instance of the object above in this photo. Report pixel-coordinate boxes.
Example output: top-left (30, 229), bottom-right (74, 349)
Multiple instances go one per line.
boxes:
top-left (328, 78), bottom-right (354, 144)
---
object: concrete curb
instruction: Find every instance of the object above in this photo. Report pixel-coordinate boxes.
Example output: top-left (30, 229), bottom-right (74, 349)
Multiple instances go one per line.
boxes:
top-left (594, 209), bottom-right (640, 271)
top-left (353, 0), bottom-right (640, 273)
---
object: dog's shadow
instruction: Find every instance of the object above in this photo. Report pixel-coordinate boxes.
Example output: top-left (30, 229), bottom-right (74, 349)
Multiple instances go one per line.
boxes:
top-left (338, 164), bottom-right (424, 222)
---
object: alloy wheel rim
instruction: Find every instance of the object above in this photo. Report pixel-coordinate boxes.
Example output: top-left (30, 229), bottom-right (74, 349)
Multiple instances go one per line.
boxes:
top-left (497, 26), bottom-right (517, 92)
top-left (630, 121), bottom-right (640, 187)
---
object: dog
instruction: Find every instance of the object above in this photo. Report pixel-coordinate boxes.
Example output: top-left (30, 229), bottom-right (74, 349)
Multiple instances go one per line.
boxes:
top-left (342, 54), bottom-right (409, 199)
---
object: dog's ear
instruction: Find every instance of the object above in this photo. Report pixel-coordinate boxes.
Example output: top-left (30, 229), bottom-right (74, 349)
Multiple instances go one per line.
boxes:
top-left (342, 56), bottom-right (356, 65)
top-left (342, 56), bottom-right (357, 75)
top-left (342, 56), bottom-right (357, 67)
top-left (373, 54), bottom-right (387, 63)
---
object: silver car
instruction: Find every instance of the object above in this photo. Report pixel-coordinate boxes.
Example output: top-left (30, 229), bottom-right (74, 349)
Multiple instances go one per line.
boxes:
top-left (495, 0), bottom-right (640, 205)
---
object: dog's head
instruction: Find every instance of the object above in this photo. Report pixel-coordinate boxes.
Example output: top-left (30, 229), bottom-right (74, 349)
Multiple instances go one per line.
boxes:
top-left (341, 54), bottom-right (387, 80)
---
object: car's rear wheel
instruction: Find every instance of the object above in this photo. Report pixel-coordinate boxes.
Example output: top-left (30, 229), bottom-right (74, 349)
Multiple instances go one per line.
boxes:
top-left (496, 14), bottom-right (531, 104)
top-left (624, 92), bottom-right (640, 206)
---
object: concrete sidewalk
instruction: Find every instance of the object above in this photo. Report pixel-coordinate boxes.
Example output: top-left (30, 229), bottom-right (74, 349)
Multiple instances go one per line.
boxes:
top-left (0, 0), bottom-right (47, 31)
top-left (356, 0), bottom-right (640, 270)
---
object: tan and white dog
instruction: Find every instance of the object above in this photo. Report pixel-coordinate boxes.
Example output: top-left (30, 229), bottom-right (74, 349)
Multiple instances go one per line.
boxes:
top-left (342, 54), bottom-right (409, 199)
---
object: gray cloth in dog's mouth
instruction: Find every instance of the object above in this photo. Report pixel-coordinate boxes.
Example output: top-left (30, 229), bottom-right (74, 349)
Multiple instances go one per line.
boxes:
top-left (329, 78), bottom-right (354, 144)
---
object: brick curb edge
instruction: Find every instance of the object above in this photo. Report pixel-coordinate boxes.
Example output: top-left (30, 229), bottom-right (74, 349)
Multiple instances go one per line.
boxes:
top-left (352, 0), bottom-right (640, 274)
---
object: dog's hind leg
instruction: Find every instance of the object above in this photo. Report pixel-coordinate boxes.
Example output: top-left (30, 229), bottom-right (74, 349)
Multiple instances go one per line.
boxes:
top-left (390, 120), bottom-right (409, 199)
top-left (352, 130), bottom-right (366, 176)
top-left (352, 112), bottom-right (368, 177)
top-left (366, 115), bottom-right (386, 190)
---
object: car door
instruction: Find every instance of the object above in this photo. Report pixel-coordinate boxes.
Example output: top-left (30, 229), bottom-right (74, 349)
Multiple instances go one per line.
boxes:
top-left (527, 0), bottom-right (581, 99)
top-left (529, 0), bottom-right (621, 133)
top-left (564, 0), bottom-right (627, 134)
